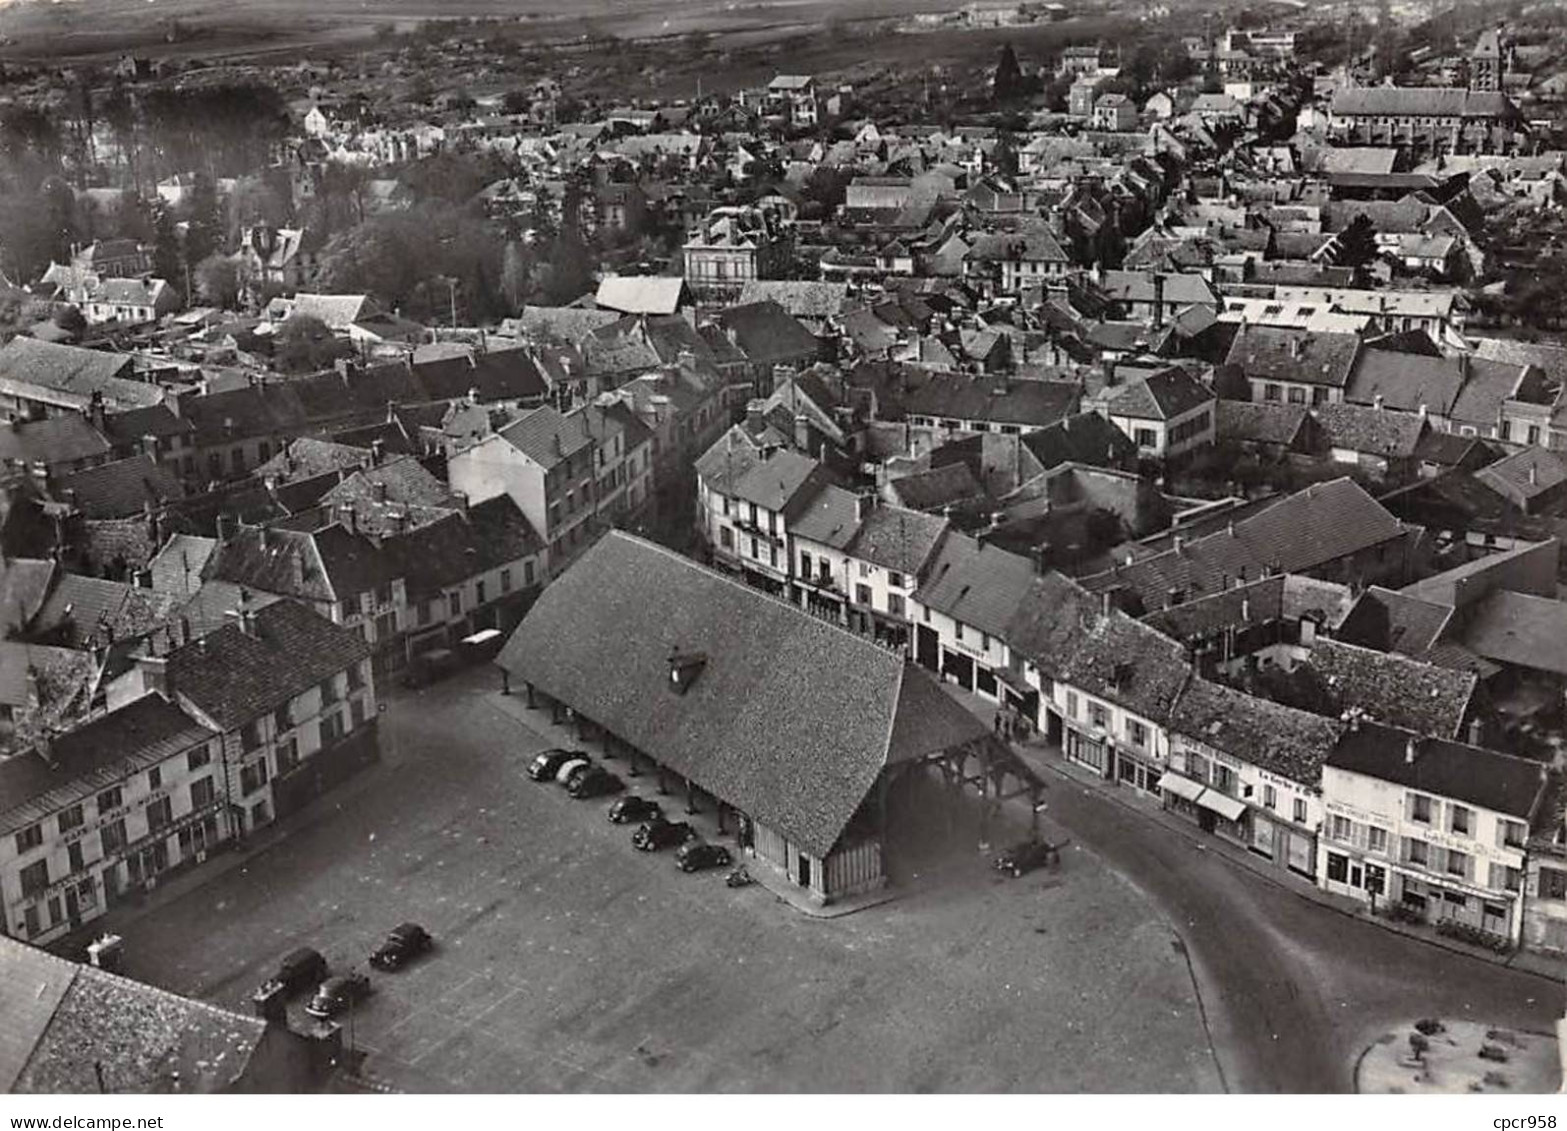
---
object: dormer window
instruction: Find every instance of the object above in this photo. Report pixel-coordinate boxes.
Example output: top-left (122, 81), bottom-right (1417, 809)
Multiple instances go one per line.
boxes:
top-left (668, 650), bottom-right (708, 695)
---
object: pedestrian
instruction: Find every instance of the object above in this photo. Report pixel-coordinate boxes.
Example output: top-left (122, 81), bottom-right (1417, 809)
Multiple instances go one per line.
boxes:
top-left (993, 711), bottom-right (1002, 735)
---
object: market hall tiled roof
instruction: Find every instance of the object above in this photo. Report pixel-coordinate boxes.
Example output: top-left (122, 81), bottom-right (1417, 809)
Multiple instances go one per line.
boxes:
top-left (497, 532), bottom-right (990, 858)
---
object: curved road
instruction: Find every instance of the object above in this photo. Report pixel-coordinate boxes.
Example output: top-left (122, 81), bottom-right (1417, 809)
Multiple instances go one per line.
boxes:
top-left (1035, 765), bottom-right (1564, 1092)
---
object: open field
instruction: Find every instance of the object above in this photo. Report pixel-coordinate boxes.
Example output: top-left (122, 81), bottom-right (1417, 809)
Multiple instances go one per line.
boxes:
top-left (0, 0), bottom-right (1126, 73)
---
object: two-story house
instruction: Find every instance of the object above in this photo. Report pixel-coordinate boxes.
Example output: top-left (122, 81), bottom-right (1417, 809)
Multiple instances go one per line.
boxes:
top-left (1318, 720), bottom-right (1548, 946)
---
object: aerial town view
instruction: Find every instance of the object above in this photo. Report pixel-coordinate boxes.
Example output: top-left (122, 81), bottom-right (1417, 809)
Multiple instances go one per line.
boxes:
top-left (0, 0), bottom-right (1562, 1108)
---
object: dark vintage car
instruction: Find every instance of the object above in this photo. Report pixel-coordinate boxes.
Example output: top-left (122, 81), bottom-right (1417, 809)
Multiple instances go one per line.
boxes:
top-left (632, 818), bottom-right (695, 852)
top-left (527, 748), bottom-right (579, 782)
top-left (255, 946), bottom-right (327, 999)
top-left (675, 842), bottom-right (732, 873)
top-left (368, 923), bottom-right (432, 971)
top-left (304, 971), bottom-right (372, 1019)
top-left (568, 765), bottom-right (625, 799)
top-left (993, 839), bottom-right (1061, 878)
top-left (607, 795), bottom-right (662, 825)
top-left (400, 648), bottom-right (461, 689)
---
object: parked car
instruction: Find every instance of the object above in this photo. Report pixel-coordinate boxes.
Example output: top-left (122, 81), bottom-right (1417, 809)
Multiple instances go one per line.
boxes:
top-left (368, 923), bottom-right (432, 971)
top-left (401, 648), bottom-right (460, 689)
top-left (256, 946), bottom-right (327, 998)
top-left (555, 756), bottom-right (593, 785)
top-left (608, 795), bottom-right (662, 825)
top-left (528, 748), bottom-right (579, 781)
top-left (992, 839), bottom-right (1060, 878)
top-left (675, 842), bottom-right (732, 873)
top-left (303, 971), bottom-right (372, 1019)
top-left (457, 627), bottom-right (505, 663)
top-left (568, 766), bottom-right (625, 799)
top-left (632, 818), bottom-right (695, 852)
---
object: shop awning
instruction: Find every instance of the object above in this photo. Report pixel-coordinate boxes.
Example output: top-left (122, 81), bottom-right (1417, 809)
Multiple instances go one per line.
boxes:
top-left (1195, 790), bottom-right (1248, 823)
top-left (1157, 772), bottom-right (1206, 802)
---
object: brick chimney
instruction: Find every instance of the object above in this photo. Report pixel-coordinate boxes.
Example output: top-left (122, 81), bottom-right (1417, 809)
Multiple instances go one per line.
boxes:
top-left (137, 653), bottom-right (172, 699)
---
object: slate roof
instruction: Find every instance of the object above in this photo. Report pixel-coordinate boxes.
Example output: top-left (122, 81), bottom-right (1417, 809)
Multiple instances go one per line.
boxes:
top-left (737, 280), bottom-right (850, 321)
top-left (729, 449), bottom-right (825, 513)
top-left (0, 339), bottom-right (154, 410)
top-left (847, 504), bottom-right (949, 576)
top-left (1347, 348), bottom-right (1466, 415)
top-left (791, 484), bottom-right (861, 550)
top-left (495, 404), bottom-right (597, 469)
top-left (1336, 585), bottom-right (1453, 656)
top-left (320, 456), bottom-right (455, 510)
top-left (0, 692), bottom-right (214, 837)
top-left (0, 560), bottom-right (55, 636)
top-left (1310, 637), bottom-right (1476, 739)
top-left (903, 375), bottom-right (1079, 428)
top-left (1461, 590), bottom-right (1567, 676)
top-left (913, 531), bottom-right (1036, 638)
top-left (55, 454), bottom-right (184, 519)
top-left (1103, 366), bottom-right (1213, 422)
top-left (164, 597), bottom-right (370, 732)
top-left (256, 437), bottom-right (368, 483)
top-left (30, 574), bottom-right (177, 650)
top-left (0, 934), bottom-right (275, 1093)
top-left (1216, 399), bottom-right (1311, 447)
top-left (714, 302), bottom-right (821, 366)
top-left (1224, 325), bottom-right (1361, 389)
top-left (0, 416), bottom-right (112, 466)
top-left (595, 276), bottom-right (687, 316)
top-left (1476, 447), bottom-right (1567, 505)
top-left (208, 523), bottom-right (387, 607)
top-left (1081, 479), bottom-right (1405, 610)
top-left (1311, 402), bottom-right (1426, 458)
top-left (1327, 721), bottom-right (1546, 820)
top-left (1171, 677), bottom-right (1344, 788)
top-left (1142, 574), bottom-right (1353, 642)
top-left (497, 533), bottom-right (989, 858)
top-left (885, 461), bottom-right (985, 512)
top-left (1020, 411), bottom-right (1139, 470)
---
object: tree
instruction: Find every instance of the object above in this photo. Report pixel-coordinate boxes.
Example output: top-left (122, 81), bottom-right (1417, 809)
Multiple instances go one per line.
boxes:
top-left (502, 89), bottom-right (531, 116)
top-left (272, 314), bottom-right (341, 371)
top-left (150, 205), bottom-right (183, 288)
top-left (992, 43), bottom-right (1023, 103)
top-left (194, 254), bottom-right (241, 308)
top-left (52, 304), bottom-right (86, 337)
top-left (1334, 214), bottom-right (1380, 275)
top-left (182, 172), bottom-right (221, 268)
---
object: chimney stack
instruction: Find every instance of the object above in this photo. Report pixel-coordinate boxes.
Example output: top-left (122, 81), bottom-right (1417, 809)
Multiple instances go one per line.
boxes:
top-left (1405, 737), bottom-right (1419, 764)
top-left (1467, 717), bottom-right (1482, 746)
top-left (1530, 463), bottom-right (1539, 487)
top-left (1100, 589), bottom-right (1112, 618)
top-left (137, 653), bottom-right (172, 699)
top-left (216, 512), bottom-right (233, 544)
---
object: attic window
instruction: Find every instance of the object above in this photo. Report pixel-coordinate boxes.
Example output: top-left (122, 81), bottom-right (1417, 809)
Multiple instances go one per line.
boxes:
top-left (668, 650), bottom-right (708, 695)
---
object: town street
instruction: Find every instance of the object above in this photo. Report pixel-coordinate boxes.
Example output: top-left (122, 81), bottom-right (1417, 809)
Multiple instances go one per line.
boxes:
top-left (1031, 763), bottom-right (1565, 1092)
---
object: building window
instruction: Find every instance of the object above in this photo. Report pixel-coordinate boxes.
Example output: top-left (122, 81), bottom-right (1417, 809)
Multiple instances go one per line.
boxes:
top-left (100, 819), bottom-right (126, 856)
top-left (801, 551), bottom-right (813, 576)
top-left (188, 745), bottom-right (210, 772)
top-left (1498, 819), bottom-right (1526, 849)
top-left (58, 804), bottom-right (84, 835)
top-left (1126, 719), bottom-right (1147, 748)
top-left (98, 786), bottom-right (122, 814)
top-left (276, 739), bottom-right (299, 774)
top-left (1488, 862), bottom-right (1522, 892)
top-left (348, 663), bottom-right (365, 692)
top-left (888, 594), bottom-right (906, 618)
top-left (1410, 795), bottom-right (1432, 824)
top-left (1262, 784), bottom-right (1276, 810)
top-left (146, 796), bottom-right (172, 832)
top-left (887, 572), bottom-right (905, 590)
top-left (242, 720), bottom-right (264, 750)
top-left (240, 759), bottom-right (270, 796)
top-left (1134, 427), bottom-right (1157, 449)
top-left (19, 858), bottom-right (48, 897)
top-left (856, 583), bottom-right (872, 606)
top-left (720, 526), bottom-right (733, 550)
top-left (955, 623), bottom-right (964, 642)
top-left (1448, 805), bottom-right (1471, 835)
top-left (322, 712), bottom-right (344, 744)
top-left (501, 569), bottom-right (512, 594)
top-left (191, 776), bottom-right (216, 808)
top-left (1368, 826), bottom-right (1387, 854)
top-left (1330, 815), bottom-right (1352, 842)
top-left (15, 824), bottom-right (42, 854)
top-left (1066, 691), bottom-right (1078, 719)
top-left (1446, 849), bottom-right (1470, 878)
top-left (1541, 868), bottom-right (1567, 901)
top-left (1326, 852), bottom-right (1348, 883)
top-left (274, 704), bottom-right (292, 733)
top-left (67, 841), bottom-right (84, 873)
top-left (1406, 837), bottom-right (1429, 866)
top-left (148, 767), bottom-right (161, 791)
top-left (1292, 798), bottom-right (1307, 824)
top-left (1088, 701), bottom-right (1108, 729)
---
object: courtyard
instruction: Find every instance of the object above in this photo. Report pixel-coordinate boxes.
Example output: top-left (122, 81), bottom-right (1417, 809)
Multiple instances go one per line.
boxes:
top-left (100, 664), bottom-right (1222, 1093)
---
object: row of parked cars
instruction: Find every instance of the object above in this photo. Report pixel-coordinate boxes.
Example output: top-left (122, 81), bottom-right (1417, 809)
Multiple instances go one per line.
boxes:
top-left (254, 923), bottom-right (433, 1021)
top-left (527, 747), bottom-right (734, 873)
